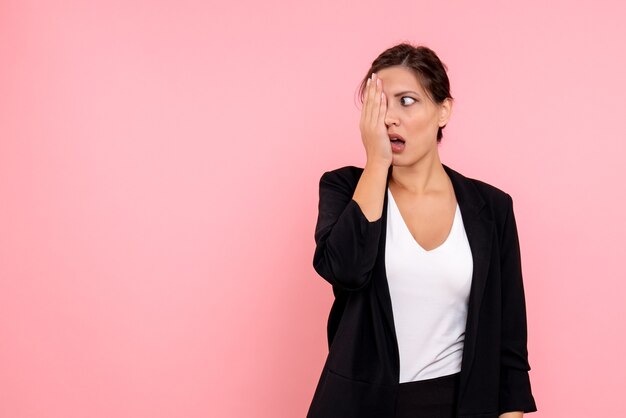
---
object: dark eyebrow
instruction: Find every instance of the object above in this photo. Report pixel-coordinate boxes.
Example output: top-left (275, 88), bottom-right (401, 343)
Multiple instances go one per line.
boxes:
top-left (394, 90), bottom-right (421, 97)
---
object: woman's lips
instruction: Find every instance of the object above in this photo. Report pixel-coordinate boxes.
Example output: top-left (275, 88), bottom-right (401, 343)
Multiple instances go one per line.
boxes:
top-left (389, 132), bottom-right (405, 152)
top-left (390, 138), bottom-right (405, 153)
top-left (388, 133), bottom-right (405, 142)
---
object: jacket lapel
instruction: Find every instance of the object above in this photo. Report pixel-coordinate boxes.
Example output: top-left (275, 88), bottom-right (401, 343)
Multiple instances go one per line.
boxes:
top-left (371, 163), bottom-right (495, 399)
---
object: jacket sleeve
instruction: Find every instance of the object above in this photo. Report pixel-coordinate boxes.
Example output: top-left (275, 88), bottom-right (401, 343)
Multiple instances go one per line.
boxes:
top-left (498, 193), bottom-right (538, 414)
top-left (312, 170), bottom-right (383, 291)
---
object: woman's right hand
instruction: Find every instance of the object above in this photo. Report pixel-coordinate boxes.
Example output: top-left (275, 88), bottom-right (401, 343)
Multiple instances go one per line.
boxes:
top-left (359, 73), bottom-right (392, 167)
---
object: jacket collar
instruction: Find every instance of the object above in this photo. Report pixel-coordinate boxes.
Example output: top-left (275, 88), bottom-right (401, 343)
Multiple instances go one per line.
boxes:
top-left (373, 162), bottom-right (495, 399)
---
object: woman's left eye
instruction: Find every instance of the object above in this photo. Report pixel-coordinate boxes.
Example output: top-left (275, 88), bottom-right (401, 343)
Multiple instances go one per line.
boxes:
top-left (400, 96), bottom-right (416, 106)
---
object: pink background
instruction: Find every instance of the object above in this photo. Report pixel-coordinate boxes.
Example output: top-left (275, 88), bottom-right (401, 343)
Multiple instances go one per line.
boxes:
top-left (1, 0), bottom-right (625, 416)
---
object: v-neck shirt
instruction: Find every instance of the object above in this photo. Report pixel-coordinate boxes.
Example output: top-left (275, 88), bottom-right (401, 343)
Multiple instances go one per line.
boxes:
top-left (385, 187), bottom-right (474, 384)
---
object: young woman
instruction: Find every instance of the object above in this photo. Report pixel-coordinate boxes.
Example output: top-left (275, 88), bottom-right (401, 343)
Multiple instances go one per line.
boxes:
top-left (307, 43), bottom-right (538, 418)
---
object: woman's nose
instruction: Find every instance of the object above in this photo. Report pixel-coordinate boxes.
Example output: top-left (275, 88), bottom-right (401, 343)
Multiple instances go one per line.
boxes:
top-left (385, 111), bottom-right (399, 127)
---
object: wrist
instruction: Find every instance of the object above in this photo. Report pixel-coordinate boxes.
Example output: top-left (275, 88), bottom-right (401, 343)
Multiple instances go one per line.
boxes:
top-left (365, 159), bottom-right (390, 171)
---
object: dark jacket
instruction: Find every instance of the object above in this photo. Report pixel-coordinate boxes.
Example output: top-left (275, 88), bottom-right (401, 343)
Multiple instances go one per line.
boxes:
top-left (307, 163), bottom-right (537, 418)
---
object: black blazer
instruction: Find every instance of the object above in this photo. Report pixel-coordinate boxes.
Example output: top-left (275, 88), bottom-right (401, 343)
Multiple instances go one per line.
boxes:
top-left (307, 163), bottom-right (537, 418)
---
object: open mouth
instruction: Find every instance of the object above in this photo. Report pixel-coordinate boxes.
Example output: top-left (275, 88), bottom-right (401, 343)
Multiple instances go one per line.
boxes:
top-left (389, 135), bottom-right (406, 152)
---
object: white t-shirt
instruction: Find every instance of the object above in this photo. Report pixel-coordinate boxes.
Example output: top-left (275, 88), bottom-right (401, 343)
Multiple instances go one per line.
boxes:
top-left (385, 187), bottom-right (473, 383)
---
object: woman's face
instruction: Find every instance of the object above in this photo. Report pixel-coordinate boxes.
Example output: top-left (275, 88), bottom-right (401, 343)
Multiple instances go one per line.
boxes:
top-left (375, 65), bottom-right (452, 164)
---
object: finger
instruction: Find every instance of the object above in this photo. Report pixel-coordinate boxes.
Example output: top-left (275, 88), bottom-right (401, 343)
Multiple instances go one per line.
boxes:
top-left (369, 76), bottom-right (381, 124)
top-left (364, 75), bottom-right (378, 133)
top-left (361, 76), bottom-right (371, 126)
top-left (378, 90), bottom-right (387, 128)
top-left (365, 75), bottom-right (375, 120)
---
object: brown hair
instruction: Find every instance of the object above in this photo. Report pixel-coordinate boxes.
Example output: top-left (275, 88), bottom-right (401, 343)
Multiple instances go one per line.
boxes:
top-left (357, 42), bottom-right (454, 143)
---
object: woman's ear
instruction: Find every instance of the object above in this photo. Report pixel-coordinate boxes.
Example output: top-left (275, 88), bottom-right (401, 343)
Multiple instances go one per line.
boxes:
top-left (438, 97), bottom-right (453, 127)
